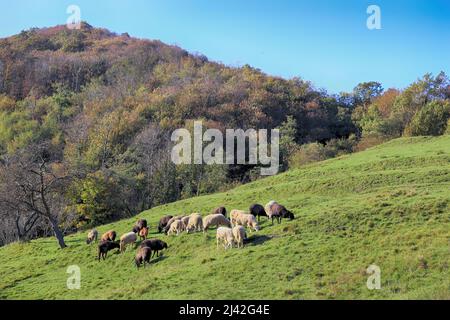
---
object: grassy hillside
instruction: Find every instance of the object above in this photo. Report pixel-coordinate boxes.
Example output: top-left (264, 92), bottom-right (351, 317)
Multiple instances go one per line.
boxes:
top-left (0, 136), bottom-right (449, 300)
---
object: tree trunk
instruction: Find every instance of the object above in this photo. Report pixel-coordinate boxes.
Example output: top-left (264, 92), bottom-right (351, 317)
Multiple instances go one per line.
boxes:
top-left (49, 217), bottom-right (67, 249)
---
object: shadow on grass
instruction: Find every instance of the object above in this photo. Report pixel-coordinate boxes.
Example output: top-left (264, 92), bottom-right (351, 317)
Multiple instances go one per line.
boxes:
top-left (244, 235), bottom-right (272, 246)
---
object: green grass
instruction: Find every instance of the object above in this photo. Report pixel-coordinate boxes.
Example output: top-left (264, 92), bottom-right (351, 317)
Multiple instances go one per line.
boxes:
top-left (0, 136), bottom-right (449, 300)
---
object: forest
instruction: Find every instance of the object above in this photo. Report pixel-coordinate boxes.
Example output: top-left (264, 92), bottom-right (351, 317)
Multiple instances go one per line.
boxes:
top-left (0, 23), bottom-right (449, 247)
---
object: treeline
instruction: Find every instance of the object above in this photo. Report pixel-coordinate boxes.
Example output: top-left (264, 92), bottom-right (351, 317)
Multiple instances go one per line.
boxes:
top-left (0, 23), bottom-right (448, 247)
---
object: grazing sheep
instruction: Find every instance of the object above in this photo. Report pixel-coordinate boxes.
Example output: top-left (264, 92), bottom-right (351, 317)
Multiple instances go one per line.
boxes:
top-left (230, 210), bottom-right (261, 231)
top-left (186, 213), bottom-right (203, 233)
top-left (163, 215), bottom-right (186, 234)
top-left (135, 247), bottom-right (152, 268)
top-left (139, 227), bottom-right (149, 241)
top-left (216, 227), bottom-right (234, 249)
top-left (86, 229), bottom-right (98, 244)
top-left (101, 230), bottom-right (117, 242)
top-left (97, 241), bottom-right (120, 261)
top-left (212, 207), bottom-right (227, 217)
top-left (265, 202), bottom-right (294, 225)
top-left (181, 216), bottom-right (191, 229)
top-left (167, 220), bottom-right (184, 236)
top-left (232, 226), bottom-right (247, 248)
top-left (203, 214), bottom-right (232, 232)
top-left (249, 204), bottom-right (268, 222)
top-left (140, 239), bottom-right (168, 257)
top-left (132, 219), bottom-right (148, 233)
top-left (120, 232), bottom-right (138, 252)
top-left (158, 215), bottom-right (174, 233)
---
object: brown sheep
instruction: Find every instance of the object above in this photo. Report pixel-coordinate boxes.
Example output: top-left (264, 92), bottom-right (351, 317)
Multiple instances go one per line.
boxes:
top-left (140, 239), bottom-right (168, 258)
top-left (158, 215), bottom-right (174, 233)
top-left (101, 230), bottom-right (117, 242)
top-left (135, 247), bottom-right (152, 268)
top-left (139, 227), bottom-right (149, 241)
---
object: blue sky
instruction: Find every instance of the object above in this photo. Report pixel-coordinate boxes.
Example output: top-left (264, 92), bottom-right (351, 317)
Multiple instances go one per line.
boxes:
top-left (0, 0), bottom-right (449, 93)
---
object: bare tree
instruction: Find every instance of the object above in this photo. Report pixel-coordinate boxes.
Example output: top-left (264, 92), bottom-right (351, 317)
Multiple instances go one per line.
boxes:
top-left (0, 144), bottom-right (70, 248)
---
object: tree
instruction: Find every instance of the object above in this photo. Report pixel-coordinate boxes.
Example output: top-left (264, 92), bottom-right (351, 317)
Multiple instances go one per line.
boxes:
top-left (0, 144), bottom-right (70, 248)
top-left (406, 101), bottom-right (450, 136)
top-left (353, 82), bottom-right (384, 109)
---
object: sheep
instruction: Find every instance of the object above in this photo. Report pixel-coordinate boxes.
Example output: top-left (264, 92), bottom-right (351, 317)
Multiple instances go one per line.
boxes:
top-left (132, 219), bottom-right (148, 233)
top-left (212, 207), bottom-right (227, 217)
top-left (86, 229), bottom-right (98, 244)
top-left (167, 220), bottom-right (184, 236)
top-left (265, 201), bottom-right (295, 225)
top-left (163, 215), bottom-right (186, 234)
top-left (135, 247), bottom-right (152, 268)
top-left (216, 227), bottom-right (234, 249)
top-left (158, 215), bottom-right (174, 233)
top-left (203, 214), bottom-right (232, 232)
top-left (186, 213), bottom-right (203, 233)
top-left (120, 232), bottom-right (137, 252)
top-left (97, 241), bottom-right (120, 261)
top-left (232, 226), bottom-right (247, 248)
top-left (140, 239), bottom-right (168, 258)
top-left (230, 210), bottom-right (261, 231)
top-left (181, 216), bottom-right (191, 229)
top-left (139, 227), bottom-right (149, 241)
top-left (101, 230), bottom-right (117, 242)
top-left (249, 204), bottom-right (268, 222)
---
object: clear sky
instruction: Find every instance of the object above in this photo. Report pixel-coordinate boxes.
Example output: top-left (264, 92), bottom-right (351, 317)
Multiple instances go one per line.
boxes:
top-left (0, 0), bottom-right (449, 93)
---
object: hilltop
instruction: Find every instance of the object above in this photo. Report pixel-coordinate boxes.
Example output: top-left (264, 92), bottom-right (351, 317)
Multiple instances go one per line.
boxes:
top-left (0, 135), bottom-right (449, 299)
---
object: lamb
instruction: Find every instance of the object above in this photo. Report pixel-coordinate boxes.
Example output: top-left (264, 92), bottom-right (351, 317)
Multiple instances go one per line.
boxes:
top-left (140, 239), bottom-right (168, 258)
top-left (120, 232), bottom-right (138, 252)
top-left (139, 227), bottom-right (149, 241)
top-left (101, 230), bottom-right (117, 242)
top-left (216, 227), bottom-right (234, 249)
top-left (249, 204), bottom-right (268, 222)
top-left (158, 215), bottom-right (174, 233)
top-left (132, 219), bottom-right (148, 233)
top-left (232, 226), bottom-right (247, 248)
top-left (97, 241), bottom-right (120, 261)
top-left (203, 214), bottom-right (232, 232)
top-left (86, 229), bottom-right (98, 244)
top-left (135, 247), bottom-right (152, 268)
top-left (212, 207), bottom-right (227, 217)
top-left (230, 210), bottom-right (261, 231)
top-left (167, 220), bottom-right (184, 236)
top-left (186, 213), bottom-right (203, 233)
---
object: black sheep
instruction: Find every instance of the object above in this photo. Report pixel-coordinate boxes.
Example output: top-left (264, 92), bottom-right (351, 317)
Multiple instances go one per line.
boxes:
top-left (249, 204), bottom-right (268, 222)
top-left (97, 241), bottom-right (120, 261)
top-left (140, 239), bottom-right (168, 258)
top-left (212, 207), bottom-right (227, 218)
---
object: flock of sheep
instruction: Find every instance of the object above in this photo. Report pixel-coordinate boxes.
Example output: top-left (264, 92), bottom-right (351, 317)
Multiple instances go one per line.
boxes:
top-left (86, 201), bottom-right (295, 268)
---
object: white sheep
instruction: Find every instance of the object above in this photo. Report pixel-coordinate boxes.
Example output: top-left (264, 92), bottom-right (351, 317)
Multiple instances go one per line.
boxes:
top-left (168, 220), bottom-right (184, 236)
top-left (181, 216), bottom-right (191, 229)
top-left (232, 226), bottom-right (246, 248)
top-left (164, 215), bottom-right (185, 234)
top-left (120, 232), bottom-right (137, 252)
top-left (203, 214), bottom-right (232, 232)
top-left (230, 209), bottom-right (260, 232)
top-left (86, 229), bottom-right (98, 244)
top-left (186, 213), bottom-right (203, 233)
top-left (216, 227), bottom-right (234, 250)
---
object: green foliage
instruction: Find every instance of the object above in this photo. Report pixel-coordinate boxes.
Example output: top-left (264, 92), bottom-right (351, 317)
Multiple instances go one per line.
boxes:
top-left (406, 101), bottom-right (450, 136)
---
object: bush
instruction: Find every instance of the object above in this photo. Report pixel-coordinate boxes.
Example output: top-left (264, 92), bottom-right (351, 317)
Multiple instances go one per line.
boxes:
top-left (406, 101), bottom-right (450, 136)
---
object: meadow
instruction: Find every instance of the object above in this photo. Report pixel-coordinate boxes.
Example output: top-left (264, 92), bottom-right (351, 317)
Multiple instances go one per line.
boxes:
top-left (0, 135), bottom-right (449, 300)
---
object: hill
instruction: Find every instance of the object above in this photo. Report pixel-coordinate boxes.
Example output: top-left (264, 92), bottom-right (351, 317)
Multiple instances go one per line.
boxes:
top-left (0, 135), bottom-right (449, 299)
